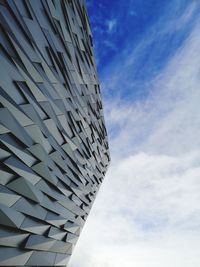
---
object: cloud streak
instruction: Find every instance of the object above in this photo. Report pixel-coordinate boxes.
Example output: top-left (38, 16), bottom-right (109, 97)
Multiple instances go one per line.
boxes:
top-left (101, 1), bottom-right (200, 100)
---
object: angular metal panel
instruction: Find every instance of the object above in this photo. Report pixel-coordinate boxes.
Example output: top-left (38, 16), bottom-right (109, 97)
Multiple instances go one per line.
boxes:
top-left (0, 0), bottom-right (110, 266)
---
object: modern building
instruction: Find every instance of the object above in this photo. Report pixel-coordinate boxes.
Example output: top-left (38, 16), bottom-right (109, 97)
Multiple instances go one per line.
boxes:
top-left (0, 0), bottom-right (110, 266)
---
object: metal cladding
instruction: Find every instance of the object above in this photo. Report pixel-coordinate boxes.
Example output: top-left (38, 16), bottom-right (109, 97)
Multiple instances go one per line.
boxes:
top-left (0, 0), bottom-right (110, 266)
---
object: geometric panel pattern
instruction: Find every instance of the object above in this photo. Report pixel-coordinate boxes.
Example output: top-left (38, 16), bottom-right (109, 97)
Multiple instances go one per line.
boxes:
top-left (0, 0), bottom-right (110, 266)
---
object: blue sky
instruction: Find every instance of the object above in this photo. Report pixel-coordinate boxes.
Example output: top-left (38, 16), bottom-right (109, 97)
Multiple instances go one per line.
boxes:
top-left (69, 1), bottom-right (200, 267)
top-left (87, 0), bottom-right (200, 102)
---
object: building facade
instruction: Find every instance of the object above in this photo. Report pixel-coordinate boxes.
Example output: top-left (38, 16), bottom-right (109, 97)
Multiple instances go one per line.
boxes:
top-left (0, 0), bottom-right (110, 266)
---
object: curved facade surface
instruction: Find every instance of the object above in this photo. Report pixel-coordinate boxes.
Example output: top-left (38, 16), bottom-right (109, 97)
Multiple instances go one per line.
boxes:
top-left (0, 0), bottom-right (110, 266)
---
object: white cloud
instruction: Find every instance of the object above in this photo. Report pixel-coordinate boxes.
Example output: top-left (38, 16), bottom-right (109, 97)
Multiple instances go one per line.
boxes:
top-left (69, 4), bottom-right (200, 267)
top-left (69, 152), bottom-right (200, 267)
top-left (106, 19), bottom-right (117, 33)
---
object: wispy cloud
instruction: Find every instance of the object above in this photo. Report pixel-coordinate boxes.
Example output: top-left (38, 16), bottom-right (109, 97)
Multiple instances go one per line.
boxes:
top-left (101, 1), bottom-right (200, 99)
top-left (106, 19), bottom-right (117, 33)
top-left (105, 18), bottom-right (200, 158)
